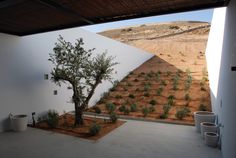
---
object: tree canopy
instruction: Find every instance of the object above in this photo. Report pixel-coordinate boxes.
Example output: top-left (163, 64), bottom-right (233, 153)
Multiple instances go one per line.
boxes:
top-left (49, 35), bottom-right (118, 125)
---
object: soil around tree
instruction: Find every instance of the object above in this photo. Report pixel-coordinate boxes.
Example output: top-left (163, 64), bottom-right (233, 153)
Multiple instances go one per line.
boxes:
top-left (35, 114), bottom-right (125, 141)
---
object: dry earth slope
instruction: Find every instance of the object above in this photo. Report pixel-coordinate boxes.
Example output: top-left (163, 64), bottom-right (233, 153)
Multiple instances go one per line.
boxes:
top-left (92, 21), bottom-right (210, 124)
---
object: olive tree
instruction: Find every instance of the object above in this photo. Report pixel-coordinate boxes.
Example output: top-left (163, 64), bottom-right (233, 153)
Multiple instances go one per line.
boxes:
top-left (49, 36), bottom-right (118, 126)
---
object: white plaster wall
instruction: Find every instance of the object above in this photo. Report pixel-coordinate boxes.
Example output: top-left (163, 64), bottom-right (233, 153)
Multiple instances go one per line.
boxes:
top-left (206, 3), bottom-right (236, 158)
top-left (0, 28), bottom-right (153, 132)
top-left (205, 7), bottom-right (226, 125)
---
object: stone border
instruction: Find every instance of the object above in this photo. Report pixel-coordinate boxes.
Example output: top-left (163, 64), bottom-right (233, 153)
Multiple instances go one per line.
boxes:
top-left (68, 111), bottom-right (194, 126)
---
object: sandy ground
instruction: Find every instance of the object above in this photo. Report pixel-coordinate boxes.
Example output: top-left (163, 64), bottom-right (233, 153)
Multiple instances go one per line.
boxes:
top-left (96, 21), bottom-right (211, 123)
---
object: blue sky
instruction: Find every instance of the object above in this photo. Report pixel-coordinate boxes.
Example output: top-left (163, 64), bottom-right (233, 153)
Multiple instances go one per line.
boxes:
top-left (81, 9), bottom-right (213, 33)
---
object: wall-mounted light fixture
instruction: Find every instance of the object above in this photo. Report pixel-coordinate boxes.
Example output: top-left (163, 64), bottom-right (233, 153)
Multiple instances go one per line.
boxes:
top-left (44, 74), bottom-right (49, 80)
top-left (231, 66), bottom-right (236, 71)
top-left (53, 90), bottom-right (57, 95)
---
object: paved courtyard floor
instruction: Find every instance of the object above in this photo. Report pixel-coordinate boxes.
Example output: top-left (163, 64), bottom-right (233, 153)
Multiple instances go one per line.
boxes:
top-left (0, 119), bottom-right (221, 158)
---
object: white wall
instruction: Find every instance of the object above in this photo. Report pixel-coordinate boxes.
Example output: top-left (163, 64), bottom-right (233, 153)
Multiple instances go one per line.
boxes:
top-left (0, 28), bottom-right (153, 132)
top-left (206, 7), bottom-right (226, 126)
top-left (206, 3), bottom-right (236, 158)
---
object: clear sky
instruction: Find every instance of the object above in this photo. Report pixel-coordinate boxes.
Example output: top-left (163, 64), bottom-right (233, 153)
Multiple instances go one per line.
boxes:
top-left (81, 9), bottom-right (213, 33)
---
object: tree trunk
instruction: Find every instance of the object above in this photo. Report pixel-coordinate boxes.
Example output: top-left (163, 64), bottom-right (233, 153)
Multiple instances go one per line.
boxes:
top-left (74, 103), bottom-right (84, 126)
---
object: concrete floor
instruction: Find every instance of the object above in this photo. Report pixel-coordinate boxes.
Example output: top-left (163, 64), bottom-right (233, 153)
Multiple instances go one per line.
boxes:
top-left (0, 120), bottom-right (221, 158)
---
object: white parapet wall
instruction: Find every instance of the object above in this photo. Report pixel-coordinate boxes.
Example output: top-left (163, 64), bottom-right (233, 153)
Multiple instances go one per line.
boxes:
top-left (205, 7), bottom-right (226, 127)
top-left (0, 28), bottom-right (153, 132)
top-left (206, 3), bottom-right (236, 158)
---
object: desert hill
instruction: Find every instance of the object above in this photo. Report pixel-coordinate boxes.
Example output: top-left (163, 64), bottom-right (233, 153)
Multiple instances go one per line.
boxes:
top-left (91, 21), bottom-right (211, 124)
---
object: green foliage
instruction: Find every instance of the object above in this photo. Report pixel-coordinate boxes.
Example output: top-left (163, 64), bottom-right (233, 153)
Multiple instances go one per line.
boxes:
top-left (185, 81), bottom-right (191, 90)
top-left (115, 94), bottom-right (122, 99)
top-left (49, 36), bottom-right (118, 125)
top-left (142, 107), bottom-right (149, 117)
top-left (168, 99), bottom-right (174, 106)
top-left (199, 104), bottom-right (207, 111)
top-left (118, 105), bottom-right (126, 112)
top-left (169, 25), bottom-right (180, 29)
top-left (166, 71), bottom-right (171, 76)
top-left (124, 75), bottom-right (130, 80)
top-left (149, 106), bottom-right (155, 113)
top-left (138, 73), bottom-right (142, 77)
top-left (173, 84), bottom-right (178, 91)
top-left (202, 67), bottom-right (208, 77)
top-left (155, 73), bottom-right (160, 81)
top-left (175, 110), bottom-right (185, 120)
top-left (185, 71), bottom-right (192, 90)
top-left (175, 107), bottom-right (191, 120)
top-left (160, 104), bottom-right (171, 119)
top-left (201, 86), bottom-right (206, 91)
top-left (130, 103), bottom-right (138, 112)
top-left (147, 71), bottom-right (155, 78)
top-left (129, 71), bottom-right (134, 75)
top-left (183, 107), bottom-right (191, 114)
top-left (127, 82), bottom-right (133, 87)
top-left (144, 83), bottom-right (151, 91)
top-left (118, 105), bottom-right (130, 115)
top-left (124, 107), bottom-right (130, 115)
top-left (185, 93), bottom-right (191, 101)
top-left (93, 106), bottom-right (101, 114)
top-left (157, 71), bottom-right (162, 74)
top-left (172, 74), bottom-right (180, 90)
top-left (149, 99), bottom-right (157, 105)
top-left (97, 92), bottom-right (109, 104)
top-left (176, 70), bottom-right (182, 77)
top-left (46, 110), bottom-right (59, 128)
top-left (185, 68), bottom-right (191, 75)
top-left (167, 95), bottom-right (175, 106)
top-left (144, 92), bottom-right (150, 97)
top-left (200, 77), bottom-right (207, 86)
top-left (161, 80), bottom-right (167, 86)
top-left (173, 74), bottom-right (180, 82)
top-left (200, 77), bottom-right (207, 91)
top-left (109, 112), bottom-right (118, 123)
top-left (163, 104), bottom-right (171, 114)
top-left (168, 95), bottom-right (175, 100)
top-left (144, 76), bottom-right (150, 81)
top-left (106, 103), bottom-right (116, 114)
top-left (135, 88), bottom-right (140, 91)
top-left (128, 94), bottom-right (135, 99)
top-left (89, 123), bottom-right (101, 136)
top-left (156, 87), bottom-right (163, 96)
top-left (160, 113), bottom-right (168, 119)
top-left (110, 80), bottom-right (119, 91)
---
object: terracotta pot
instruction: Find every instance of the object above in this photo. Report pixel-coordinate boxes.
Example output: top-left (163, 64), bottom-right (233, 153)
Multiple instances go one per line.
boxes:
top-left (205, 132), bottom-right (219, 147)
top-left (194, 111), bottom-right (216, 133)
top-left (10, 114), bottom-right (28, 132)
top-left (200, 122), bottom-right (218, 139)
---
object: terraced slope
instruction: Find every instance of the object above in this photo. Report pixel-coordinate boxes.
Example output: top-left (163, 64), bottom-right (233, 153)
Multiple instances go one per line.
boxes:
top-left (89, 21), bottom-right (211, 124)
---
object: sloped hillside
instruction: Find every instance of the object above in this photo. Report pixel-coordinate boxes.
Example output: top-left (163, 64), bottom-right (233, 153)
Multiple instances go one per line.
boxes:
top-left (89, 21), bottom-right (211, 124)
